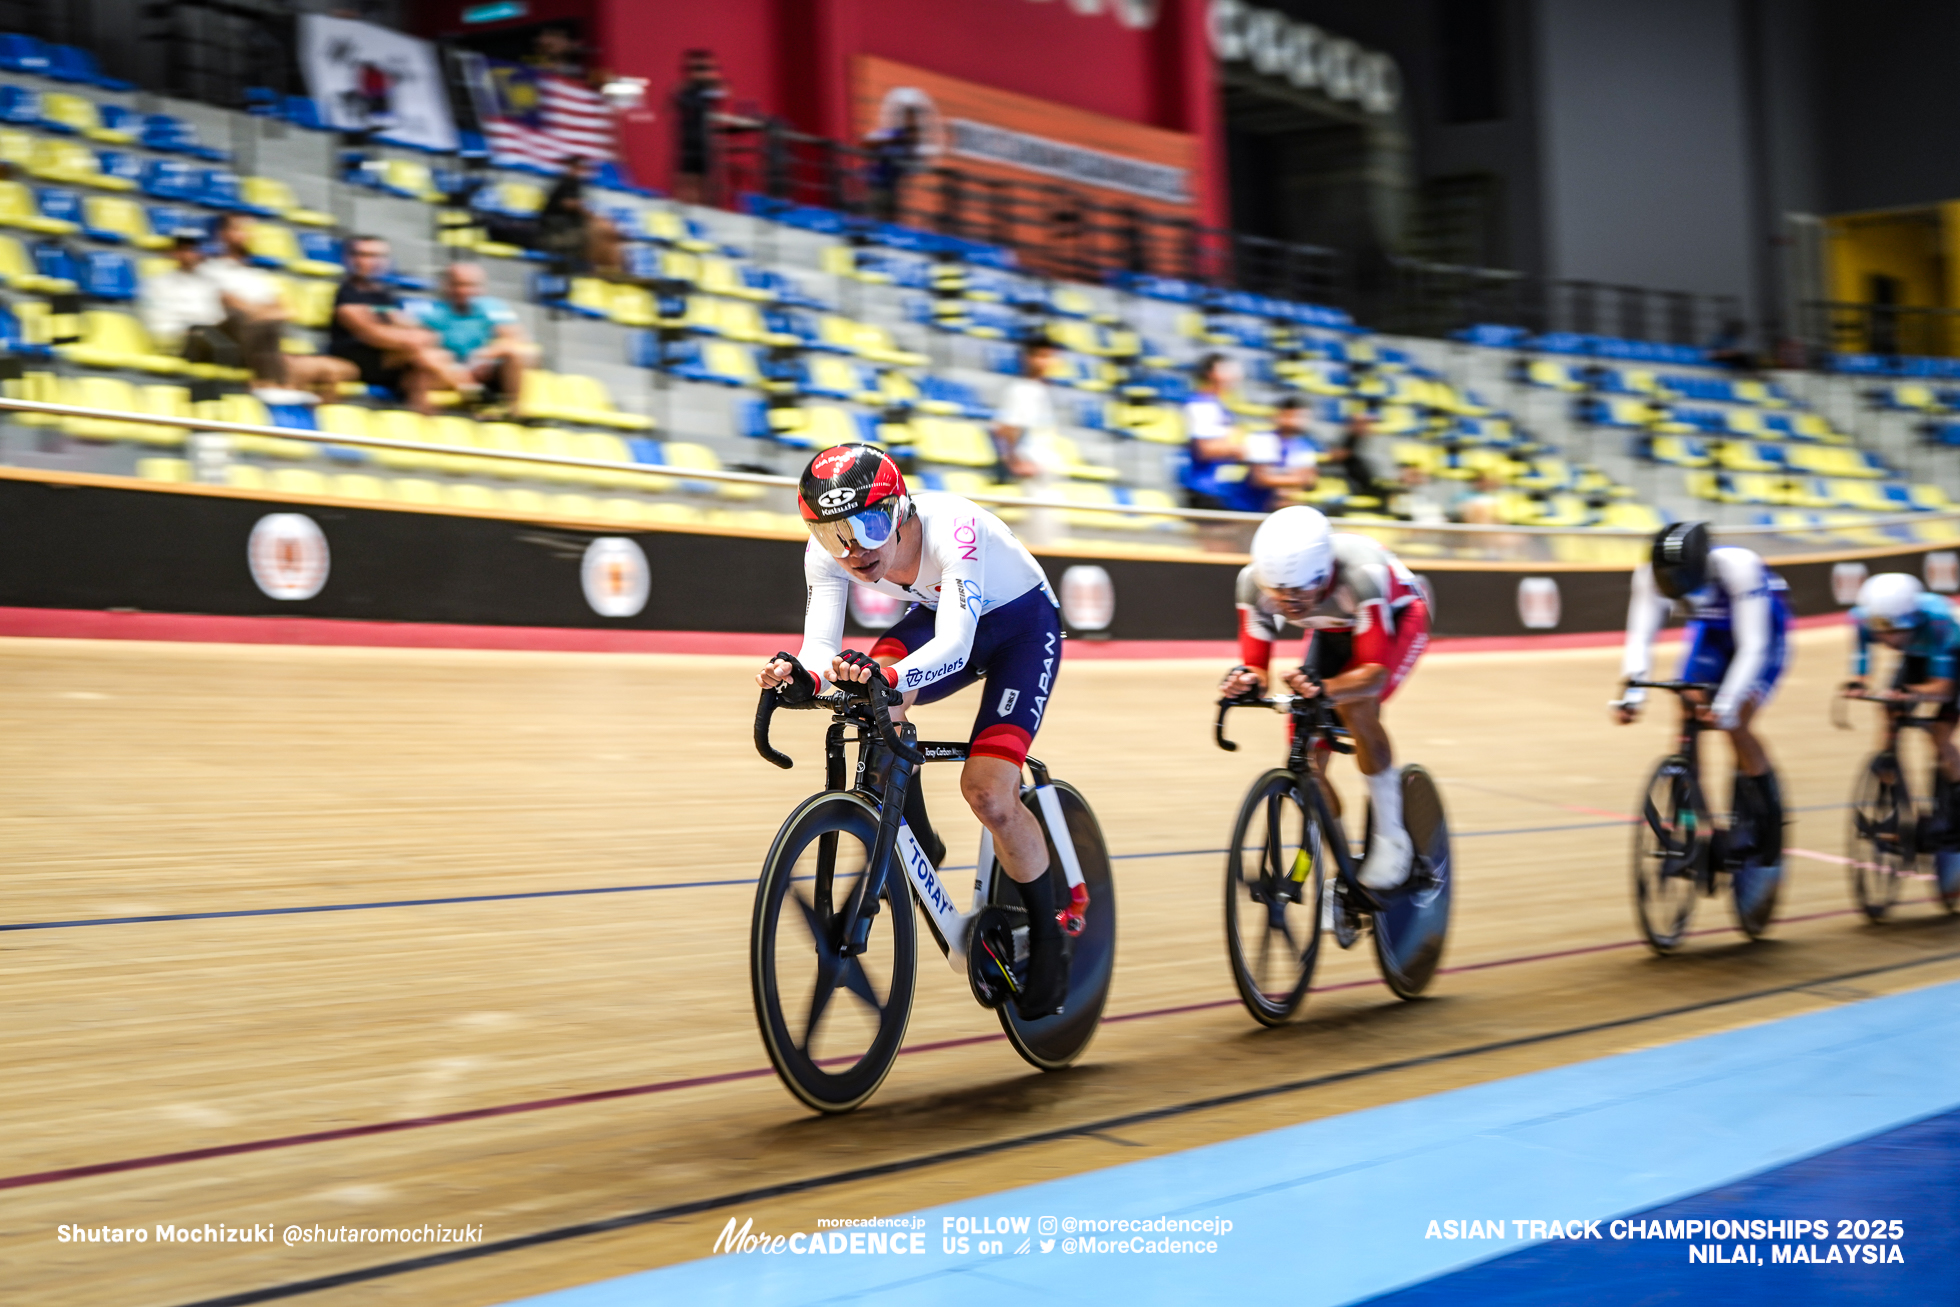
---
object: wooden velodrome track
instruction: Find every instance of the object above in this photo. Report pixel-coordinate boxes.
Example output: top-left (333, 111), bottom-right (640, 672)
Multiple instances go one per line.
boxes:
top-left (6, 626), bottom-right (1960, 1307)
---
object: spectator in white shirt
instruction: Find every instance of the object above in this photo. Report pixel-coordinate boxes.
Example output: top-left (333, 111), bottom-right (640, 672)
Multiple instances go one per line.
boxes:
top-left (199, 213), bottom-right (355, 402)
top-left (138, 232), bottom-right (225, 355)
top-left (991, 336), bottom-right (1067, 545)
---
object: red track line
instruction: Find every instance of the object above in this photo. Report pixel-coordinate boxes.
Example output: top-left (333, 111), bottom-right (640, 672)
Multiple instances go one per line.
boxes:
top-left (0, 901), bottom-right (1883, 1195)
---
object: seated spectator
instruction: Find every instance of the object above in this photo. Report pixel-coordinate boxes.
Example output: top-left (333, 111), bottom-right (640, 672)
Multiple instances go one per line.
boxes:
top-left (202, 213), bottom-right (355, 402)
top-left (1448, 469), bottom-right (1507, 524)
top-left (328, 235), bottom-right (479, 416)
top-left (413, 262), bottom-right (537, 416)
top-left (1706, 318), bottom-right (1758, 372)
top-left (533, 161), bottom-right (624, 277)
top-left (138, 231), bottom-right (225, 360)
top-left (1181, 352), bottom-right (1246, 510)
top-left (991, 336), bottom-right (1065, 545)
top-left (1237, 394), bottom-right (1319, 511)
top-left (1319, 410), bottom-right (1392, 506)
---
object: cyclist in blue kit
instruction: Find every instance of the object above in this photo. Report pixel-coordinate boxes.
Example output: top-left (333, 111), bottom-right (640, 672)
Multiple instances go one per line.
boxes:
top-left (1614, 521), bottom-right (1790, 906)
top-left (1844, 572), bottom-right (1960, 840)
top-left (754, 444), bottom-right (1072, 1018)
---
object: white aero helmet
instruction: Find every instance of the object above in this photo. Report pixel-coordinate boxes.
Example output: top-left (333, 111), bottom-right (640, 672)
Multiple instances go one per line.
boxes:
top-left (1251, 505), bottom-right (1335, 593)
top-left (1857, 572), bottom-right (1925, 632)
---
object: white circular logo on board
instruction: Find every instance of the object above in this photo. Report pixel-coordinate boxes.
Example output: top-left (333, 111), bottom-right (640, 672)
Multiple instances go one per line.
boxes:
top-left (1060, 565), bottom-right (1116, 632)
top-left (247, 513), bottom-right (329, 601)
top-left (1832, 561), bottom-right (1869, 607)
top-left (581, 537), bottom-right (650, 618)
top-left (848, 583), bottom-right (906, 631)
top-left (1925, 551), bottom-right (1959, 594)
top-left (1516, 576), bottom-right (1560, 630)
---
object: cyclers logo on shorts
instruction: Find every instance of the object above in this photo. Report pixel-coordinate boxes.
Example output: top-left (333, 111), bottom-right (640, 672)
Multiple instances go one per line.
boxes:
top-left (998, 688), bottom-right (1020, 717)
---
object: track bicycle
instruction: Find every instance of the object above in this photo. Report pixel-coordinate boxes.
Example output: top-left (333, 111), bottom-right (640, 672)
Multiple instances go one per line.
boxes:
top-left (749, 658), bottom-right (1116, 1114)
top-left (1213, 683), bottom-right (1452, 1025)
top-left (1834, 688), bottom-right (1960, 921)
top-left (1625, 678), bottom-right (1782, 953)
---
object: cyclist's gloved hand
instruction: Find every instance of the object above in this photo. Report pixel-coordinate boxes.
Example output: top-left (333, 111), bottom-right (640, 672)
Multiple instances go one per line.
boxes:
top-left (767, 651), bottom-right (817, 706)
top-left (833, 649), bottom-right (901, 703)
top-left (1219, 664), bottom-right (1265, 702)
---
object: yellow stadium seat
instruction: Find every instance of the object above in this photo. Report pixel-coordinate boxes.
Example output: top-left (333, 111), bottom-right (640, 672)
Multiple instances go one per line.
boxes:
top-left (198, 393), bottom-right (312, 459)
top-left (0, 232), bottom-right (76, 291)
top-left (444, 483), bottom-right (506, 512)
top-left (44, 92), bottom-right (132, 143)
top-left (28, 137), bottom-right (130, 190)
top-left (267, 467), bottom-right (328, 497)
top-left (83, 195), bottom-right (169, 249)
top-left (361, 407), bottom-right (446, 473)
top-left (59, 311), bottom-right (186, 374)
top-left (662, 441), bottom-right (762, 499)
top-left (608, 283), bottom-right (657, 328)
top-left (225, 464), bottom-right (268, 492)
top-left (59, 375), bottom-right (150, 442)
top-left (329, 474), bottom-right (388, 501)
top-left (137, 457), bottom-right (192, 483)
top-left (247, 223), bottom-right (341, 276)
top-left (1048, 434), bottom-right (1118, 482)
top-left (550, 493), bottom-right (601, 520)
top-left (698, 256), bottom-right (768, 300)
top-left (380, 159), bottom-right (443, 203)
top-left (641, 207), bottom-right (714, 251)
top-left (1522, 359), bottom-right (1583, 391)
top-left (0, 179), bottom-right (78, 233)
top-left (503, 487), bottom-right (550, 515)
top-left (913, 416), bottom-right (997, 468)
top-left (241, 176), bottom-right (332, 226)
top-left (389, 478), bottom-right (445, 506)
top-left (1113, 403), bottom-right (1185, 445)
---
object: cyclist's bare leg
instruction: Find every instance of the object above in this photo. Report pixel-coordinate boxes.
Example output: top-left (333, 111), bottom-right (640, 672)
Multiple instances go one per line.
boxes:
top-left (1333, 693), bottom-right (1393, 779)
top-left (1725, 698), bottom-right (1770, 777)
top-left (961, 755), bottom-right (1048, 882)
top-left (1933, 720), bottom-right (1960, 782)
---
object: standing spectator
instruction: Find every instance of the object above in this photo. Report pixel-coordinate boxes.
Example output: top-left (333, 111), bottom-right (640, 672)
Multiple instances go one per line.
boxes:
top-left (533, 160), bottom-right (625, 277)
top-left (670, 49), bottom-right (725, 205)
top-left (138, 231), bottom-right (225, 361)
top-left (991, 336), bottom-right (1066, 545)
top-left (526, 26), bottom-right (585, 78)
top-left (201, 213), bottom-right (355, 402)
top-left (328, 236), bottom-right (478, 416)
top-left (413, 262), bottom-right (537, 416)
top-left (863, 104), bottom-right (922, 224)
top-left (1706, 318), bottom-right (1758, 372)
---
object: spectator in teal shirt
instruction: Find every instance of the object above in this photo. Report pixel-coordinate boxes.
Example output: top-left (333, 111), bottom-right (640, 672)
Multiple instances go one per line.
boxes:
top-left (414, 262), bottom-right (537, 412)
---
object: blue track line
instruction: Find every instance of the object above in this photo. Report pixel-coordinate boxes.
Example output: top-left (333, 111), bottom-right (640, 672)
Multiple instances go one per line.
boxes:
top-left (4, 807), bottom-right (1848, 935)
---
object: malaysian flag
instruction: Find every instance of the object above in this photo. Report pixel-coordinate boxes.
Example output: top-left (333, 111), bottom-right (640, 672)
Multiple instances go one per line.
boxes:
top-left (459, 54), bottom-right (615, 171)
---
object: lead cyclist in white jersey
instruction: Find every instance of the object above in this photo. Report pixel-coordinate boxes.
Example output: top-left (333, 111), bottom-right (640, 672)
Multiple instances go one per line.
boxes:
top-left (756, 444), bottom-right (1071, 1017)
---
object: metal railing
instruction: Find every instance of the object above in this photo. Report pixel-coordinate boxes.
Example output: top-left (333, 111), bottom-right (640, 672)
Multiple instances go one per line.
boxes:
top-left (712, 122), bottom-right (1349, 307)
top-left (1384, 259), bottom-right (1744, 347)
top-left (4, 396), bottom-right (1955, 566)
top-left (1798, 300), bottom-right (1960, 364)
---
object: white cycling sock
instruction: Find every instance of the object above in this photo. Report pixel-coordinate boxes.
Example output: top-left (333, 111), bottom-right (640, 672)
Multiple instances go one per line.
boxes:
top-left (1366, 765), bottom-right (1404, 835)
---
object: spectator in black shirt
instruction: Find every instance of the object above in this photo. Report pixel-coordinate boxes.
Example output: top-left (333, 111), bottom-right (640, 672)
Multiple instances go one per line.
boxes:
top-left (533, 161), bottom-right (624, 277)
top-left (328, 235), bottom-right (477, 415)
top-left (671, 49), bottom-right (724, 205)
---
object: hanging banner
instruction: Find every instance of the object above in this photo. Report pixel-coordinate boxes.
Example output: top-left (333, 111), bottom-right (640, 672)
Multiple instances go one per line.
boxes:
top-left (851, 55), bottom-right (1200, 219)
top-left (297, 14), bottom-right (459, 151)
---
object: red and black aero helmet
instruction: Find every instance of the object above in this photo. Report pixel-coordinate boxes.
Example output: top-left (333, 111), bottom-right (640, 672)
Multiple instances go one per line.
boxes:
top-left (797, 443), bottom-right (911, 556)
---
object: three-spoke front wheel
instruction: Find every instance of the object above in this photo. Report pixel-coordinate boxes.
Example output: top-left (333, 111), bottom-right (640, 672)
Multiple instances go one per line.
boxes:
top-left (1632, 757), bottom-right (1707, 954)
top-left (751, 792), bottom-right (917, 1114)
top-left (1848, 754), bottom-right (1912, 923)
top-left (1224, 769), bottom-right (1324, 1025)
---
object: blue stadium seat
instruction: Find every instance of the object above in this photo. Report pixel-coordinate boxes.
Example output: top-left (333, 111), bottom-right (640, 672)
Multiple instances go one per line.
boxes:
top-left (97, 150), bottom-right (141, 189)
top-left (0, 84), bottom-right (39, 126)
top-left (32, 240), bottom-right (80, 287)
top-left (0, 34), bottom-right (52, 75)
top-left (36, 186), bottom-right (82, 227)
top-left (47, 44), bottom-right (132, 90)
top-left (197, 168), bottom-right (252, 211)
top-left (243, 87), bottom-right (281, 117)
top-left (283, 96), bottom-right (328, 131)
top-left (81, 249), bottom-right (136, 301)
top-left (296, 229), bottom-right (344, 271)
top-left (140, 157), bottom-right (197, 200)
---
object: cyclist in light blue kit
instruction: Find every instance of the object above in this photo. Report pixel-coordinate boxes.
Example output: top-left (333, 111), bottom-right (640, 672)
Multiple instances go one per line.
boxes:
top-left (1844, 572), bottom-right (1960, 841)
top-left (1613, 521), bottom-right (1790, 909)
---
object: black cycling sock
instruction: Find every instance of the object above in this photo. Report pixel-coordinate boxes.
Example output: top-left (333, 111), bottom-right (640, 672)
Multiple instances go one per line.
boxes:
top-left (1013, 868), bottom-right (1061, 938)
top-left (902, 777), bottom-right (945, 867)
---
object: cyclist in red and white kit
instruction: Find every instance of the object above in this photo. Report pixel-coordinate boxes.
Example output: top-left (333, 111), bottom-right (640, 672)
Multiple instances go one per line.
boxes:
top-left (1218, 506), bottom-right (1431, 890)
top-left (757, 444), bottom-right (1070, 1017)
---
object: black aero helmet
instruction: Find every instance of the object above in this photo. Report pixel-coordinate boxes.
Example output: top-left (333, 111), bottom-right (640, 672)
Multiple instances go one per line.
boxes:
top-left (1651, 520), bottom-right (1710, 599)
top-left (797, 442), bottom-right (910, 556)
